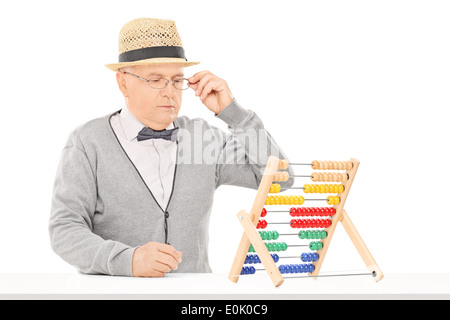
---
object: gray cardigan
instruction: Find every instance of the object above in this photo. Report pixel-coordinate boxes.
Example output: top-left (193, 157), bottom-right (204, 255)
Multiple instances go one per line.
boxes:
top-left (49, 100), bottom-right (294, 276)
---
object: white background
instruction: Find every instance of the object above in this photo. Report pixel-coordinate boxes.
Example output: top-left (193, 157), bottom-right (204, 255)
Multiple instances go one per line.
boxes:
top-left (0, 0), bottom-right (449, 277)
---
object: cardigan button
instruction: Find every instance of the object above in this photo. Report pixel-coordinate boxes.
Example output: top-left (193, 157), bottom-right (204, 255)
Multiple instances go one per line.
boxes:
top-left (165, 212), bottom-right (169, 218)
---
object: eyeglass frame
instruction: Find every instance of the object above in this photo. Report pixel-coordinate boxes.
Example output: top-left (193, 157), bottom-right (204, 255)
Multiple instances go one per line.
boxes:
top-left (120, 71), bottom-right (191, 90)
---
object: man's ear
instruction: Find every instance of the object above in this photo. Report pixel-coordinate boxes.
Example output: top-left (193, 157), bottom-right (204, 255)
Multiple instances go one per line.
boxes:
top-left (116, 72), bottom-right (128, 97)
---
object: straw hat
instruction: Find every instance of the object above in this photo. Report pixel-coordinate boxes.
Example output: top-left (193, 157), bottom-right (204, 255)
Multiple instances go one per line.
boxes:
top-left (105, 18), bottom-right (200, 71)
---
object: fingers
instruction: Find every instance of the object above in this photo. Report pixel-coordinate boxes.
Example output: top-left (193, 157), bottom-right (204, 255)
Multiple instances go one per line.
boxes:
top-left (188, 71), bottom-right (221, 99)
top-left (132, 242), bottom-right (183, 277)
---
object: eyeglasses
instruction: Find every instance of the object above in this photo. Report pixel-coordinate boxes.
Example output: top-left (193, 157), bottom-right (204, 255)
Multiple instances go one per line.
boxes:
top-left (121, 71), bottom-right (190, 90)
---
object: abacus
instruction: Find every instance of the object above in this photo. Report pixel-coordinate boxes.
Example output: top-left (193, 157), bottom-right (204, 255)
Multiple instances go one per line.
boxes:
top-left (228, 156), bottom-right (383, 287)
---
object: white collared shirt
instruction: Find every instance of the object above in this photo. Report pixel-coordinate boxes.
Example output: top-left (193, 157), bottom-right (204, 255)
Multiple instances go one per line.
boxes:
top-left (110, 106), bottom-right (177, 211)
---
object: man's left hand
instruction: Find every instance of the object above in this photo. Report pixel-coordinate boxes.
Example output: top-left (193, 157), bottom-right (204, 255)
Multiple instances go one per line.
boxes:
top-left (187, 71), bottom-right (234, 115)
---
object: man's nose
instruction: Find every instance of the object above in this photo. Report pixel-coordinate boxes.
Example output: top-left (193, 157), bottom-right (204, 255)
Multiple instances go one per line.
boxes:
top-left (161, 81), bottom-right (177, 98)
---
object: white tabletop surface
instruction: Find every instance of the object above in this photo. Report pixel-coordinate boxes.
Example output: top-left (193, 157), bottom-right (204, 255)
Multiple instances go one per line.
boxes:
top-left (1, 272), bottom-right (449, 299)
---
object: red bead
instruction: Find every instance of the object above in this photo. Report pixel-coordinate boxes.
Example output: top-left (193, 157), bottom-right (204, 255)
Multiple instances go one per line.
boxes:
top-left (300, 208), bottom-right (306, 216)
top-left (260, 220), bottom-right (268, 229)
top-left (318, 219), bottom-right (325, 228)
top-left (318, 208), bottom-right (325, 216)
top-left (289, 208), bottom-right (296, 217)
top-left (261, 208), bottom-right (267, 217)
top-left (311, 207), bottom-right (318, 215)
top-left (324, 219), bottom-right (331, 228)
top-left (297, 219), bottom-right (305, 228)
top-left (305, 208), bottom-right (311, 216)
top-left (329, 208), bottom-right (336, 216)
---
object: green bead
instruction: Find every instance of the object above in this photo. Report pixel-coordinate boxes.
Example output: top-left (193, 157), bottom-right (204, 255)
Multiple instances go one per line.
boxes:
top-left (249, 244), bottom-right (254, 252)
top-left (317, 241), bottom-right (323, 250)
top-left (267, 231), bottom-right (273, 241)
top-left (306, 231), bottom-right (311, 239)
top-left (309, 242), bottom-right (317, 250)
top-left (299, 231), bottom-right (306, 239)
top-left (276, 242), bottom-right (282, 252)
top-left (313, 231), bottom-right (319, 239)
top-left (321, 231), bottom-right (327, 239)
top-left (281, 242), bottom-right (288, 251)
top-left (272, 231), bottom-right (279, 240)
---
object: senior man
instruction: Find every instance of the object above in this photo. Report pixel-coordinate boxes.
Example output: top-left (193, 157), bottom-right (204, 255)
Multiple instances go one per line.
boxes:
top-left (49, 18), bottom-right (294, 277)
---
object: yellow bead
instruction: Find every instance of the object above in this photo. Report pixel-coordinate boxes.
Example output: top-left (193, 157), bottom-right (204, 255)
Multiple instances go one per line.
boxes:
top-left (319, 185), bottom-right (325, 194)
top-left (335, 196), bottom-right (340, 204)
top-left (299, 196), bottom-right (305, 205)
top-left (272, 196), bottom-right (278, 205)
top-left (293, 196), bottom-right (299, 205)
top-left (338, 185), bottom-right (344, 193)
top-left (304, 184), bottom-right (311, 193)
top-left (327, 196), bottom-right (333, 205)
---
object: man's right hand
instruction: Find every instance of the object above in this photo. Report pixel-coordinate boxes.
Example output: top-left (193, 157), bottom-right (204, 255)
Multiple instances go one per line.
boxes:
top-left (131, 242), bottom-right (183, 277)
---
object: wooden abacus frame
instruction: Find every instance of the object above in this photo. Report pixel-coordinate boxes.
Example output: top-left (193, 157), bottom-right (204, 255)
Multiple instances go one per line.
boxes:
top-left (228, 156), bottom-right (383, 287)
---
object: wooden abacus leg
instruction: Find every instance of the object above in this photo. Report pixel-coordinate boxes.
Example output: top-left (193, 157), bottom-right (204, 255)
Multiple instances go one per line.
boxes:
top-left (228, 156), bottom-right (281, 283)
top-left (340, 210), bottom-right (384, 282)
top-left (237, 210), bottom-right (284, 287)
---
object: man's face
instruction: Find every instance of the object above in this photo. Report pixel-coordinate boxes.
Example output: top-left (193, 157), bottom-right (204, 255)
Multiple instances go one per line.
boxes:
top-left (118, 63), bottom-right (185, 129)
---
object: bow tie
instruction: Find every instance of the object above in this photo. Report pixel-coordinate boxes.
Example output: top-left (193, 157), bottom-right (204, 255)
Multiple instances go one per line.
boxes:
top-left (137, 126), bottom-right (179, 142)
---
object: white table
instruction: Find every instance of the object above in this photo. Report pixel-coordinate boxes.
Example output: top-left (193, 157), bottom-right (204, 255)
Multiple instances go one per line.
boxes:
top-left (1, 272), bottom-right (449, 299)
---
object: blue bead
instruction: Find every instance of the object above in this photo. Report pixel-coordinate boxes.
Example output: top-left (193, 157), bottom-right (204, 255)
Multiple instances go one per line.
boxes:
top-left (290, 264), bottom-right (295, 274)
top-left (272, 253), bottom-right (279, 263)
top-left (312, 253), bottom-right (319, 262)
top-left (301, 252), bottom-right (308, 262)
top-left (256, 255), bottom-right (261, 263)
top-left (249, 266), bottom-right (256, 274)
top-left (308, 264), bottom-right (315, 273)
top-left (293, 264), bottom-right (300, 273)
top-left (299, 264), bottom-right (306, 273)
top-left (279, 265), bottom-right (286, 274)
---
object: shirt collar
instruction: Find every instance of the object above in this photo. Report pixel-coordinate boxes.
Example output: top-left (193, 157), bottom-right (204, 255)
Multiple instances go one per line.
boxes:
top-left (119, 106), bottom-right (175, 141)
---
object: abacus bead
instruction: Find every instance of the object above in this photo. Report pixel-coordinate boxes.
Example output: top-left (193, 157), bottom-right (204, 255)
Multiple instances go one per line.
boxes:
top-left (317, 242), bottom-right (323, 250)
top-left (299, 196), bottom-right (305, 205)
top-left (272, 254), bottom-right (279, 263)
top-left (261, 208), bottom-right (267, 217)
top-left (245, 255), bottom-right (249, 264)
top-left (309, 242), bottom-right (317, 250)
top-left (327, 196), bottom-right (333, 205)
top-left (276, 242), bottom-right (282, 252)
top-left (308, 264), bottom-right (315, 273)
top-left (279, 265), bottom-right (285, 274)
top-left (266, 231), bottom-right (273, 241)
top-left (321, 231), bottom-right (327, 239)
top-left (281, 242), bottom-right (288, 251)
top-left (301, 252), bottom-right (308, 262)
top-left (293, 264), bottom-right (300, 273)
top-left (249, 266), bottom-right (256, 274)
top-left (273, 230), bottom-right (279, 240)
top-left (299, 231), bottom-right (306, 239)
top-left (289, 207), bottom-right (296, 217)
top-left (290, 219), bottom-right (297, 228)
top-left (261, 220), bottom-right (267, 229)
top-left (312, 253), bottom-right (319, 262)
top-left (299, 264), bottom-right (305, 273)
top-left (304, 184), bottom-right (311, 193)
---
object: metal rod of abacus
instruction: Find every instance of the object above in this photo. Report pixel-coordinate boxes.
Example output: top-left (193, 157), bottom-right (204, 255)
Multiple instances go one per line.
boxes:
top-left (291, 175), bottom-right (313, 178)
top-left (288, 163), bottom-right (311, 165)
